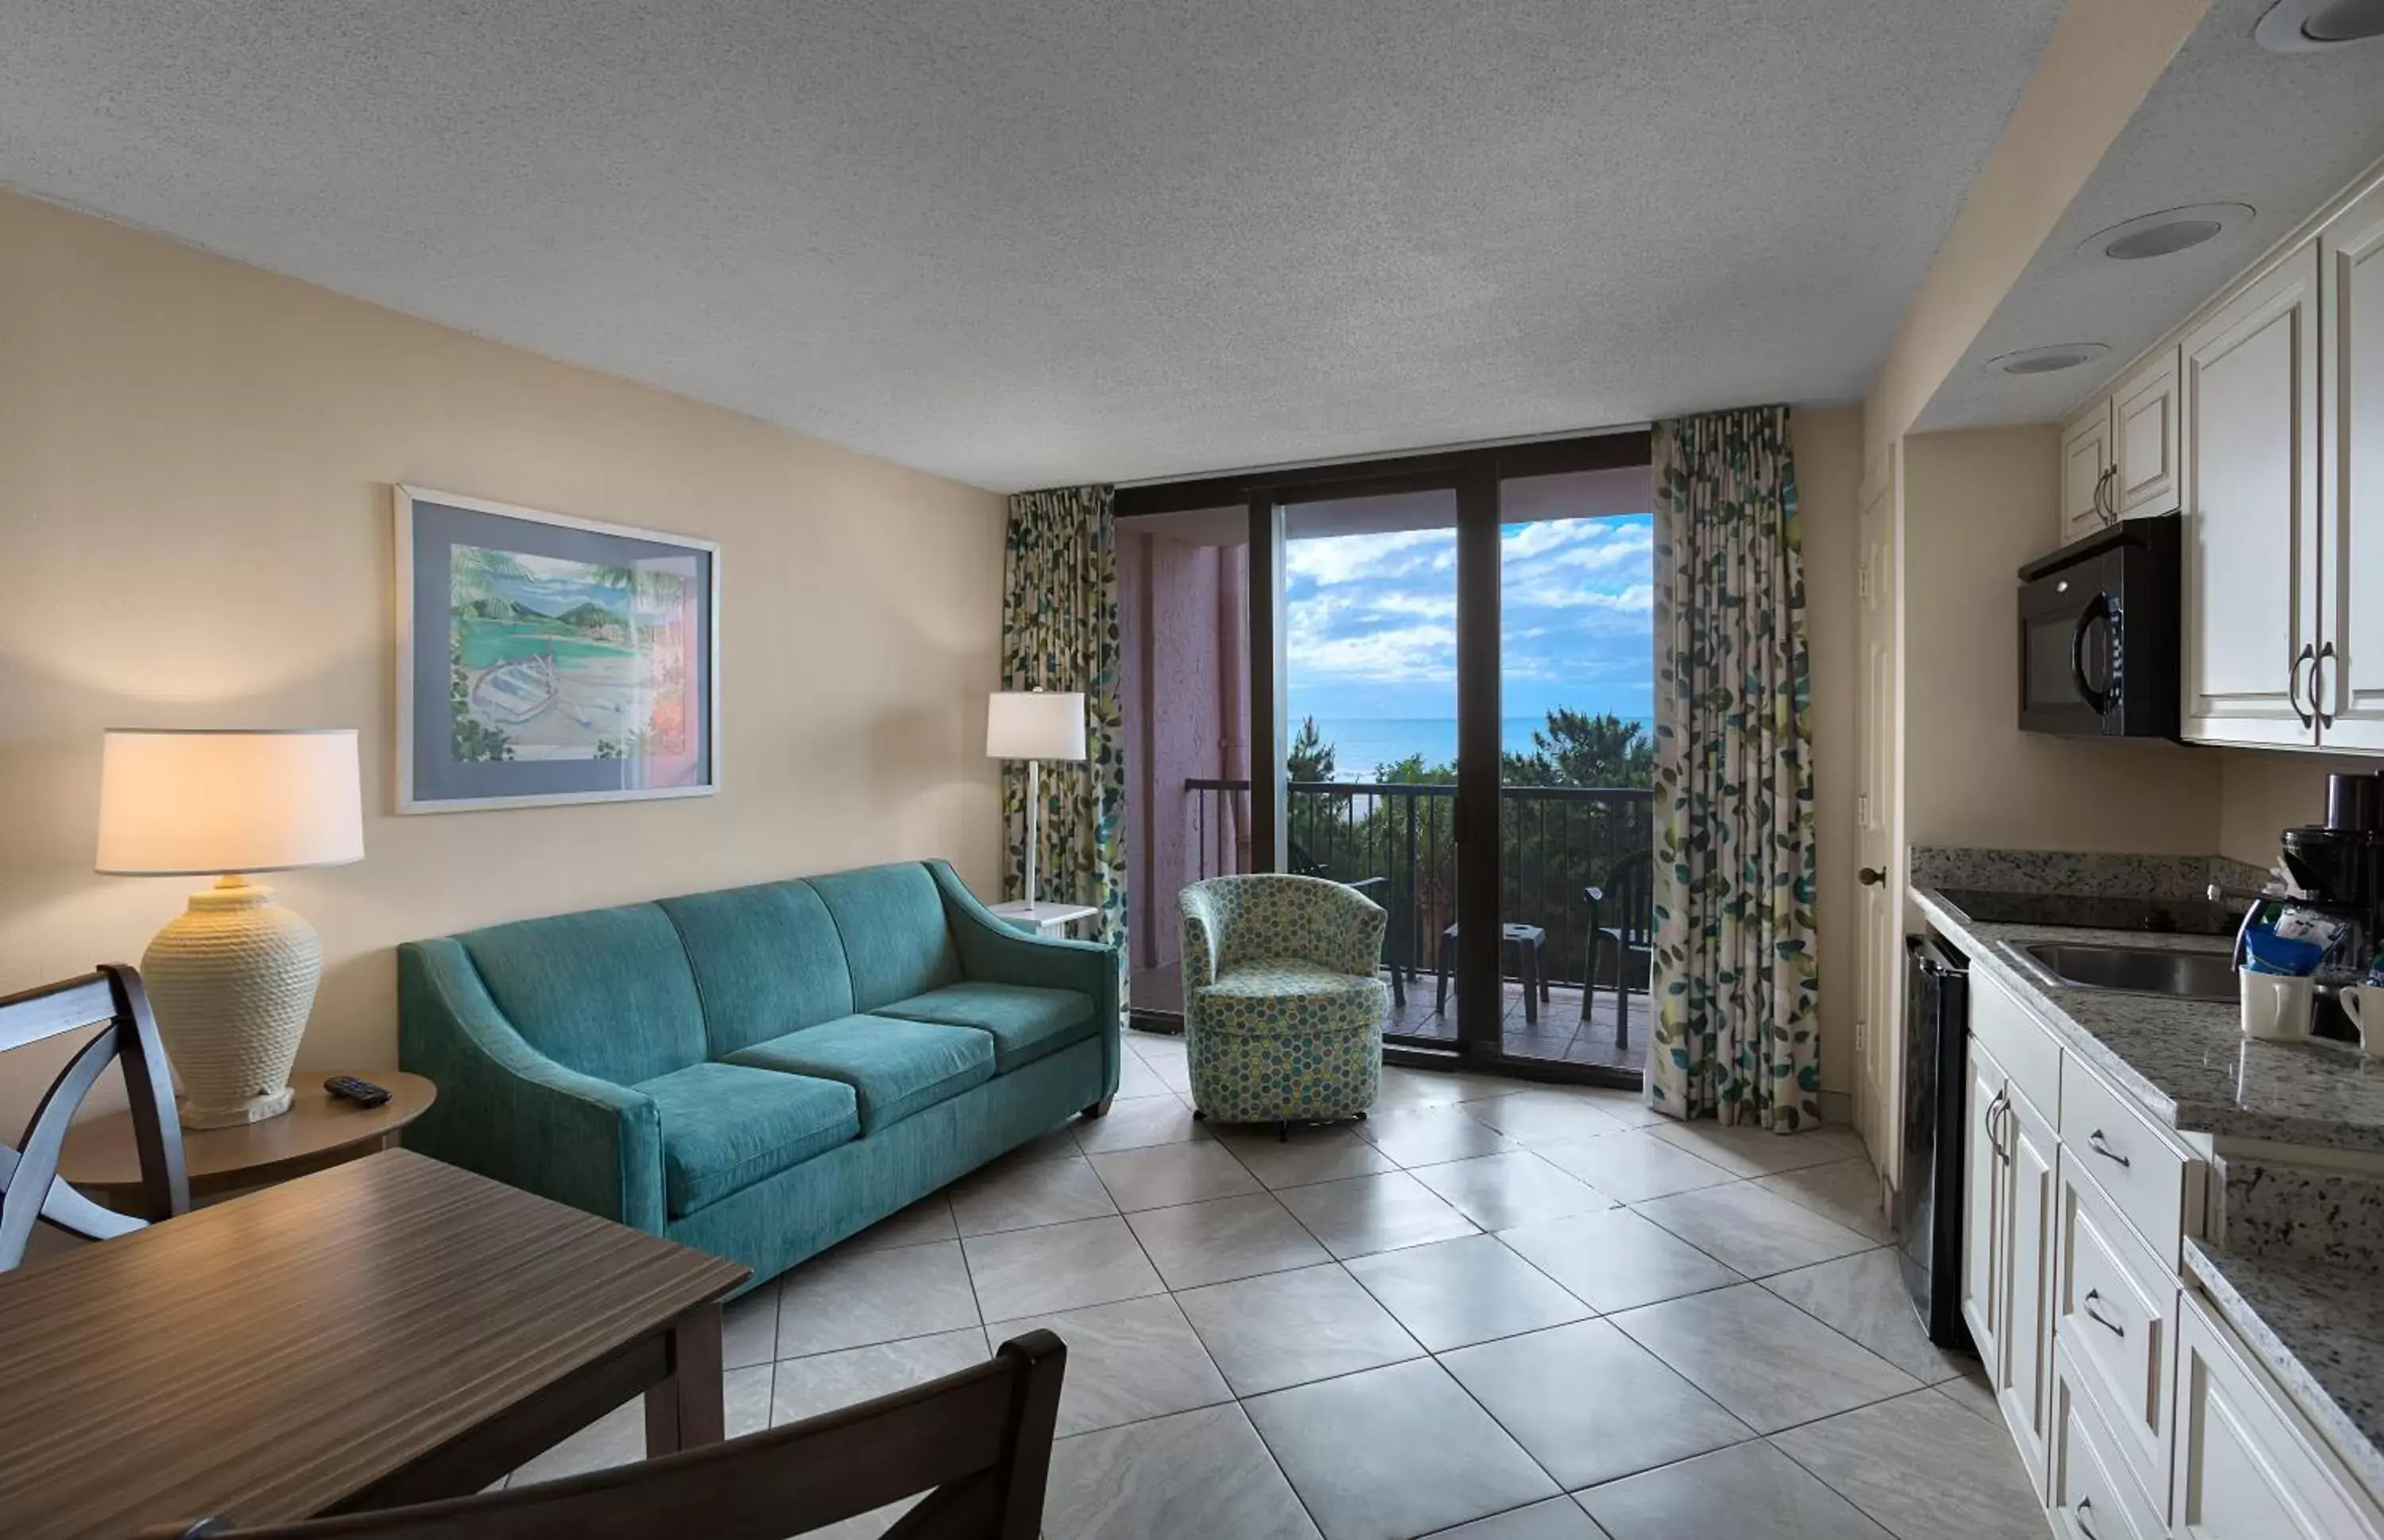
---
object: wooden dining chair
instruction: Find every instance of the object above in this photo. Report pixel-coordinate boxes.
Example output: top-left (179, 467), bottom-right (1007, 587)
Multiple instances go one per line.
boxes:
top-left (0, 962), bottom-right (188, 1271)
top-left (144, 1329), bottom-right (1068, 1540)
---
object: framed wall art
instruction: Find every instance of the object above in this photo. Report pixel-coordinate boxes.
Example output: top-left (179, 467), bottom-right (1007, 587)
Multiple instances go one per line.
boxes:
top-left (395, 485), bottom-right (719, 813)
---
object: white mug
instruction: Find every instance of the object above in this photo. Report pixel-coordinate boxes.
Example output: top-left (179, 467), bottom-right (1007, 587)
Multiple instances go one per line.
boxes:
top-left (2342, 985), bottom-right (2384, 1060)
top-left (2241, 969), bottom-right (2316, 1043)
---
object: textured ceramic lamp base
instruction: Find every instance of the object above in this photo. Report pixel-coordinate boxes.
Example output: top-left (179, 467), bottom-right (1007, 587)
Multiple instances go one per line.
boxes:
top-left (141, 876), bottom-right (319, 1130)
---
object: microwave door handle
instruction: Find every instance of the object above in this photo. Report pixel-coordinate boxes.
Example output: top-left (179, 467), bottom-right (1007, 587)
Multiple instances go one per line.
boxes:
top-left (2071, 594), bottom-right (2115, 715)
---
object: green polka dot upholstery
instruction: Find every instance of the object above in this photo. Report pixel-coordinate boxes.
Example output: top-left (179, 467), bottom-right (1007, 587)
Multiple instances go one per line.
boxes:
top-left (1179, 875), bottom-right (1387, 1124)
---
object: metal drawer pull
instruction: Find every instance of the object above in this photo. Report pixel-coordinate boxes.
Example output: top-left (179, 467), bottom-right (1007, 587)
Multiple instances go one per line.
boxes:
top-left (2081, 1289), bottom-right (2126, 1336)
top-left (2075, 1496), bottom-right (2100, 1540)
top-left (2088, 1130), bottom-right (2131, 1168)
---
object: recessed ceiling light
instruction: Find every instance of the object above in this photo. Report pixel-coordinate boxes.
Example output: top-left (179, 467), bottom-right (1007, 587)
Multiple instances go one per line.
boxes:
top-left (1987, 344), bottom-right (2110, 377)
top-left (2256, 0), bottom-right (2384, 51)
top-left (2079, 203), bottom-right (2256, 261)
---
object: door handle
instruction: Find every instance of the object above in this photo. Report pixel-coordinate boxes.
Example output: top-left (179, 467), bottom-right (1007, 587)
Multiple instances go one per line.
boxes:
top-left (2072, 594), bottom-right (2115, 716)
top-left (2291, 644), bottom-right (2316, 729)
top-left (2075, 1496), bottom-right (2100, 1540)
top-left (2081, 1289), bottom-right (2126, 1336)
top-left (1859, 867), bottom-right (1885, 887)
top-left (2088, 1129), bottom-right (2131, 1168)
top-left (2317, 641), bottom-right (2338, 729)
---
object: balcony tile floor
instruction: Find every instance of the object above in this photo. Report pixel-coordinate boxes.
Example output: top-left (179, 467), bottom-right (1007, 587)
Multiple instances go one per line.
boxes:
top-left (501, 1032), bottom-right (2035, 1540)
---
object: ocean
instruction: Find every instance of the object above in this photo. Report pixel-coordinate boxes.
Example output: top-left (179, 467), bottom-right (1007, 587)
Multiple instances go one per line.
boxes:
top-left (1298, 717), bottom-right (1654, 780)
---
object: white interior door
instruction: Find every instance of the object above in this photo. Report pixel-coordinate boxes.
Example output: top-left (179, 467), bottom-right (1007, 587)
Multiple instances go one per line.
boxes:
top-left (1853, 453), bottom-right (1902, 1178)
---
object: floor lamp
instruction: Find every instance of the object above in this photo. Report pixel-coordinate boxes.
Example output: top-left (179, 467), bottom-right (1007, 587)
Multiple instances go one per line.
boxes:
top-left (986, 691), bottom-right (1086, 916)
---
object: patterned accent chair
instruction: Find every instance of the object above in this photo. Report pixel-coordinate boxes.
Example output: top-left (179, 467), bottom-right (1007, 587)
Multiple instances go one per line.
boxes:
top-left (1178, 874), bottom-right (1387, 1134)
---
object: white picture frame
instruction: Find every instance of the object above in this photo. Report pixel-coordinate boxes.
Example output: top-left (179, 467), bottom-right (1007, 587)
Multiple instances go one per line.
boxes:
top-left (393, 484), bottom-right (722, 814)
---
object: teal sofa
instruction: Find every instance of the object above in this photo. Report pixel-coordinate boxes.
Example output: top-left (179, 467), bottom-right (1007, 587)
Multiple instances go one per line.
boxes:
top-left (397, 860), bottom-right (1118, 1289)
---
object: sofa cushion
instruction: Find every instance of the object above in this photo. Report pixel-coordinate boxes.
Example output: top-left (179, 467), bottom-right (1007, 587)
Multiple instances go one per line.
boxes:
top-left (877, 982), bottom-right (1097, 1073)
top-left (804, 865), bottom-right (961, 1012)
top-left (661, 880), bottom-right (857, 1058)
top-left (458, 903), bottom-right (708, 1085)
top-left (724, 1015), bottom-right (994, 1133)
top-left (633, 1061), bottom-right (861, 1218)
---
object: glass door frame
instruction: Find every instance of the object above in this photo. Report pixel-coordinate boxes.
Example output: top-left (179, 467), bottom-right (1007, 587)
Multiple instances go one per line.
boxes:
top-left (1116, 428), bottom-right (1652, 1089)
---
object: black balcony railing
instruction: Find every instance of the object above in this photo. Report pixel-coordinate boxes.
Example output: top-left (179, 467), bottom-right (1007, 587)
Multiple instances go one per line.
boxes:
top-left (1182, 778), bottom-right (1653, 990)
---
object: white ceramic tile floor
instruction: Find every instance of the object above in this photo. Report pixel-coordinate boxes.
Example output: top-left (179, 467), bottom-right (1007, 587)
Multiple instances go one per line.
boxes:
top-left (503, 1030), bottom-right (2039, 1539)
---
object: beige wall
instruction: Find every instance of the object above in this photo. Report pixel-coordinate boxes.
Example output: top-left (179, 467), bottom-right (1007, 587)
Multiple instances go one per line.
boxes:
top-left (0, 191), bottom-right (1008, 1130)
top-left (1899, 427), bottom-right (2221, 853)
top-left (1863, 0), bottom-right (2211, 465)
top-left (2218, 751), bottom-right (2378, 870)
top-left (1792, 408), bottom-right (1863, 1098)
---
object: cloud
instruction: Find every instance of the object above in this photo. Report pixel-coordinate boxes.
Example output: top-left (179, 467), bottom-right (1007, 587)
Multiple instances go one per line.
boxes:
top-left (1287, 623), bottom-right (1455, 683)
top-left (1283, 528), bottom-right (1453, 586)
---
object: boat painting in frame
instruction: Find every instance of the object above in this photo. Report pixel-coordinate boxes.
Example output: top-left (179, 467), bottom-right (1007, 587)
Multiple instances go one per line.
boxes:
top-left (395, 485), bottom-right (719, 813)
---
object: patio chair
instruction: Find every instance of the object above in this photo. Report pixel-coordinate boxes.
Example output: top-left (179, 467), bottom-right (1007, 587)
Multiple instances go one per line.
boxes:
top-left (1581, 849), bottom-right (1654, 1050)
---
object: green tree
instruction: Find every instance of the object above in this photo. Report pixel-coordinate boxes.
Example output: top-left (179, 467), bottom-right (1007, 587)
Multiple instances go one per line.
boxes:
top-left (1287, 715), bottom-right (1338, 784)
top-left (1503, 709), bottom-right (1653, 789)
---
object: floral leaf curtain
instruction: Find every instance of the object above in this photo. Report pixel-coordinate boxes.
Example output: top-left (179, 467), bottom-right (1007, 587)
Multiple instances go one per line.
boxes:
top-left (1001, 486), bottom-right (1128, 1022)
top-left (1647, 407), bottom-right (1821, 1131)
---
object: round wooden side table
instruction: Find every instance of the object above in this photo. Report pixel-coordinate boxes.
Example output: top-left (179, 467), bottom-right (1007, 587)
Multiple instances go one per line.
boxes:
top-left (59, 1070), bottom-right (438, 1202)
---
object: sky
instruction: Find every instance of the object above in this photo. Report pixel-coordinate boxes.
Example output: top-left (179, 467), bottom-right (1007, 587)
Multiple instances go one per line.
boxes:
top-left (1283, 513), bottom-right (1654, 725)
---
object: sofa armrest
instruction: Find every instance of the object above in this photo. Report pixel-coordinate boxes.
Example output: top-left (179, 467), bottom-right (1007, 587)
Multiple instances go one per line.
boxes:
top-left (1178, 885), bottom-right (1221, 992)
top-left (397, 938), bottom-right (666, 1233)
top-left (929, 861), bottom-right (1120, 1098)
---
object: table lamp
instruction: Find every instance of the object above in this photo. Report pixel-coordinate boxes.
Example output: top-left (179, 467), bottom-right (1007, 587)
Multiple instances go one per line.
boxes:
top-left (985, 691), bottom-right (1086, 917)
top-left (95, 729), bottom-right (364, 1128)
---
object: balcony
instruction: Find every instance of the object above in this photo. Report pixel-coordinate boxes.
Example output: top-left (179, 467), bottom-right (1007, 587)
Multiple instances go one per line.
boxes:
top-left (1142, 778), bottom-right (1652, 1075)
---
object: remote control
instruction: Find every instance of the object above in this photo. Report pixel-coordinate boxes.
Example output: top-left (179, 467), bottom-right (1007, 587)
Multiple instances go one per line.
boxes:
top-left (325, 1075), bottom-right (392, 1109)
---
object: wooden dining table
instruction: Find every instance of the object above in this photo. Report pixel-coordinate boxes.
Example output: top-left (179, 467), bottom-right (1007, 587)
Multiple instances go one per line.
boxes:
top-left (0, 1147), bottom-right (749, 1538)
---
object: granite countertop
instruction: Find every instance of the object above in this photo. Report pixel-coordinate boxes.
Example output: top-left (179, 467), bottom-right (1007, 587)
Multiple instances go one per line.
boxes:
top-left (1914, 886), bottom-right (2384, 1155)
top-left (2183, 1239), bottom-right (2384, 1498)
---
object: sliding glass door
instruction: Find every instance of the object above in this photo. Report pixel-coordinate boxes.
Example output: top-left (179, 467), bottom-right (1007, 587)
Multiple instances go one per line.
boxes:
top-left (1116, 432), bottom-right (1652, 1089)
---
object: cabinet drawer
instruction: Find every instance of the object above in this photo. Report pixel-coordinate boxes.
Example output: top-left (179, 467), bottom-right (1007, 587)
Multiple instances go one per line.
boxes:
top-left (2173, 1293), bottom-right (2384, 1538)
top-left (2058, 1151), bottom-right (2176, 1510)
top-left (2058, 1054), bottom-right (2200, 1267)
top-left (2054, 1340), bottom-right (2168, 1540)
top-left (1972, 968), bottom-right (2061, 1122)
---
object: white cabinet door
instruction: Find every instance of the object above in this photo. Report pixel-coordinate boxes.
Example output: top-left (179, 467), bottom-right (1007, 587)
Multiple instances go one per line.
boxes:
top-left (2183, 242), bottom-right (2323, 748)
top-left (2000, 1085), bottom-right (2058, 1497)
top-left (2320, 181), bottom-right (2384, 753)
top-left (2173, 1294), bottom-right (2384, 1539)
top-left (2062, 397), bottom-right (2115, 542)
top-left (2114, 346), bottom-right (2183, 518)
top-left (1963, 1039), bottom-right (2007, 1383)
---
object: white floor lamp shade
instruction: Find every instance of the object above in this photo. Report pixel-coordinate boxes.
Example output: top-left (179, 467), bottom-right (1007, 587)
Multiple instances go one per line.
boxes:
top-left (987, 692), bottom-right (1086, 915)
top-left (96, 729), bottom-right (363, 1129)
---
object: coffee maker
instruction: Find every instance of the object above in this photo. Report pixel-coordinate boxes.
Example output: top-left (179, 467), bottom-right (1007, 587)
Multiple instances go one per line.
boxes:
top-left (2281, 771), bottom-right (2384, 1039)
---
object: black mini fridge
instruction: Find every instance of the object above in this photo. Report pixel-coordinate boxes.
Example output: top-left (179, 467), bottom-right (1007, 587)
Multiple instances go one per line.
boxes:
top-left (1898, 933), bottom-right (1976, 1351)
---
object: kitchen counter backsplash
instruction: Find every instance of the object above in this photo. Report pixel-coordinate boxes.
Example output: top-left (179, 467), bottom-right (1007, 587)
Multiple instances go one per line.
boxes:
top-left (1909, 846), bottom-right (2270, 900)
top-left (2220, 1155), bottom-right (2384, 1273)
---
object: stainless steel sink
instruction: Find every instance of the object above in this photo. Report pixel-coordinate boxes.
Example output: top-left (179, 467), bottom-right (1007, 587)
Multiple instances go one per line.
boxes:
top-left (2007, 940), bottom-right (2236, 1001)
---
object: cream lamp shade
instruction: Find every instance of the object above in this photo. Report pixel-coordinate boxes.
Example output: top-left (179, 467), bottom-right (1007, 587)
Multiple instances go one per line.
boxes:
top-left (985, 691), bottom-right (1087, 763)
top-left (97, 729), bottom-right (364, 874)
top-left (95, 729), bottom-right (363, 1130)
top-left (985, 691), bottom-right (1084, 916)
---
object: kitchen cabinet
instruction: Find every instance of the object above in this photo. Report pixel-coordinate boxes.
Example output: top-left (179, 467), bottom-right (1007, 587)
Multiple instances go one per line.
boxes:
top-left (2062, 397), bottom-right (2115, 542)
top-left (2173, 1292), bottom-right (2384, 1539)
top-left (2181, 241), bottom-right (2323, 749)
top-left (2112, 346), bottom-right (2182, 520)
top-left (1961, 1027), bottom-right (2056, 1497)
top-left (2320, 179), bottom-right (2384, 752)
top-left (2002, 1083), bottom-right (2059, 1494)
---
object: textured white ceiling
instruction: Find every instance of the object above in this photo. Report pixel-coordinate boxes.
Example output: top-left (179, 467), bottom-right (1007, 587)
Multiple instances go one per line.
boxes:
top-left (0, 1), bottom-right (2061, 492)
top-left (1921, 0), bottom-right (2384, 433)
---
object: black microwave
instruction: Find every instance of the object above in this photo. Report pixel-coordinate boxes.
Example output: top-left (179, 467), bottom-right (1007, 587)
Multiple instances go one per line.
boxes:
top-left (2016, 513), bottom-right (2181, 740)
